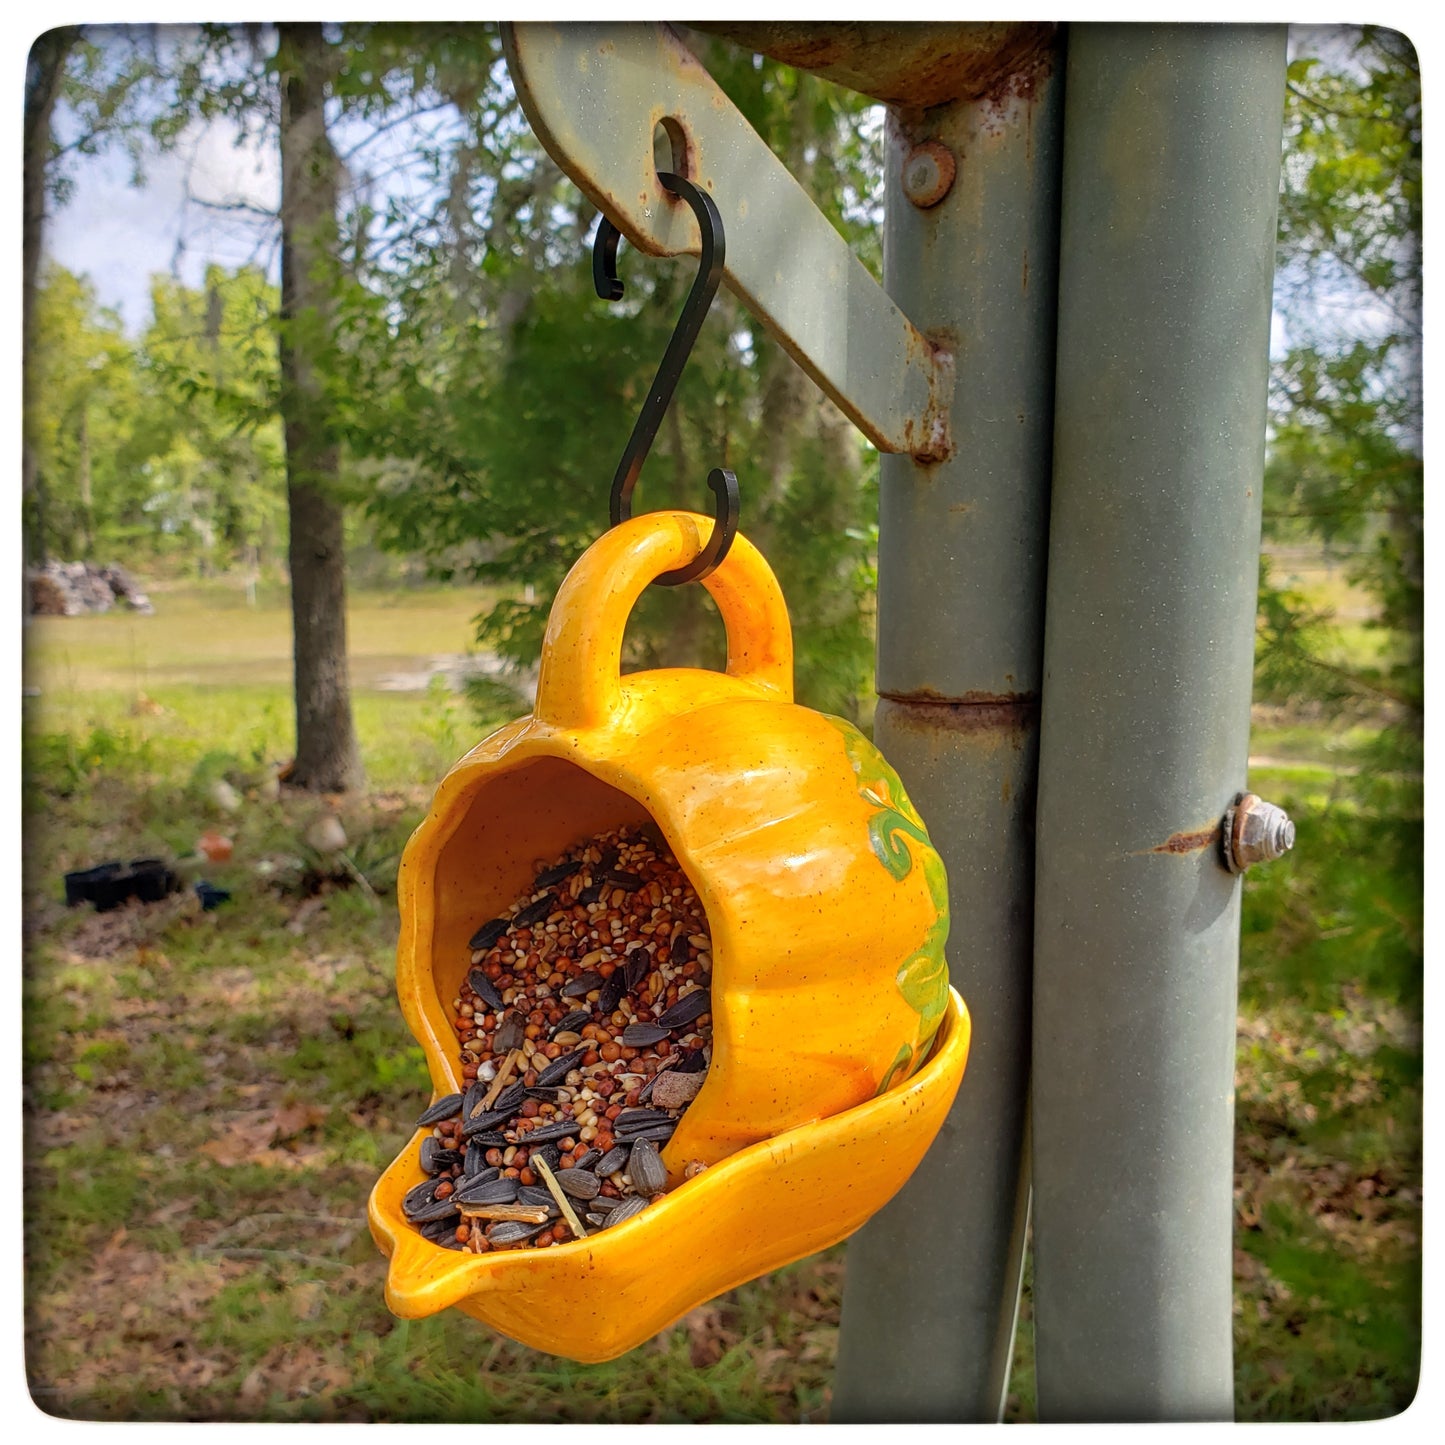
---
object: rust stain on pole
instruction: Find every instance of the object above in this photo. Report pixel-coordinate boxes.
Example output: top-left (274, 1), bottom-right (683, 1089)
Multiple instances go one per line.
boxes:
top-left (876, 691), bottom-right (1037, 739)
top-left (694, 20), bottom-right (1058, 110)
top-left (1137, 824), bottom-right (1225, 857)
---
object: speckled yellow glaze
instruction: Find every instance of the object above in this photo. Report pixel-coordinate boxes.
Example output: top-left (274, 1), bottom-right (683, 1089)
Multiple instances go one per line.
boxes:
top-left (368, 510), bottom-right (970, 1358)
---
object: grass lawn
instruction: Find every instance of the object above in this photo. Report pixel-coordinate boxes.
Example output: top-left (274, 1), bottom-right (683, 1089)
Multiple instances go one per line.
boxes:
top-left (18, 577), bottom-right (1422, 1422)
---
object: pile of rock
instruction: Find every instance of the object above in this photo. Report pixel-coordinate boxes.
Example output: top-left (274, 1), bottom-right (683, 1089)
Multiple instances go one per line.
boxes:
top-left (27, 561), bottom-right (154, 617)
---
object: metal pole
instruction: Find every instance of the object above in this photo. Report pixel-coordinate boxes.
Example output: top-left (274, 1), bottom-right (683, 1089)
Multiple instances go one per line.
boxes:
top-left (1029, 24), bottom-right (1286, 1422)
top-left (832, 41), bottom-right (1065, 1423)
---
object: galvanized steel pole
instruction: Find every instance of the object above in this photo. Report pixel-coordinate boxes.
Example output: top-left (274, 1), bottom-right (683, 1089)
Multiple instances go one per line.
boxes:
top-left (832, 39), bottom-right (1066, 1423)
top-left (1029, 25), bottom-right (1286, 1422)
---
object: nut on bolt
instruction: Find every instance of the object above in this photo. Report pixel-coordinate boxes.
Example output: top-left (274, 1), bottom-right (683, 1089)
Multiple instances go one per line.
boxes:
top-left (902, 141), bottom-right (956, 209)
top-left (1222, 793), bottom-right (1296, 874)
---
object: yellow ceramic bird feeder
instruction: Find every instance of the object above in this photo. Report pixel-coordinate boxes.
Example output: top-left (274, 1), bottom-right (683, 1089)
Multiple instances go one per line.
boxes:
top-left (368, 175), bottom-right (969, 1363)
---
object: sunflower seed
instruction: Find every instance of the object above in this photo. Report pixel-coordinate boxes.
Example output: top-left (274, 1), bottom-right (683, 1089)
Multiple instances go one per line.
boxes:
top-left (658, 989), bottom-right (710, 1030)
top-left (458, 1165), bottom-right (500, 1191)
top-left (419, 1215), bottom-right (463, 1244)
top-left (467, 969), bottom-right (503, 1011)
top-left (594, 1144), bottom-right (630, 1176)
top-left (575, 882), bottom-right (604, 907)
top-left (519, 1119), bottom-right (580, 1145)
top-left (454, 1175), bottom-right (519, 1205)
top-left (621, 1022), bottom-right (669, 1048)
top-left (600, 1194), bottom-right (649, 1228)
top-left (419, 1138), bottom-right (462, 1174)
top-left (409, 1194), bottom-right (462, 1223)
top-left (614, 1108), bottom-right (675, 1133)
top-left (623, 952), bottom-right (650, 992)
top-left (555, 1168), bottom-right (602, 1201)
top-left (673, 1048), bottom-right (708, 1074)
top-left (513, 895), bottom-right (554, 927)
top-left (462, 1080), bottom-right (488, 1119)
top-left (561, 971), bottom-right (603, 999)
top-left (605, 870), bottom-right (643, 892)
top-left (487, 1220), bottom-right (547, 1247)
top-left (619, 1122), bottom-right (678, 1143)
top-left (416, 1092), bottom-right (464, 1129)
top-left (627, 1138), bottom-right (668, 1195)
top-left (597, 972), bottom-right (625, 1013)
top-left (530, 1142), bottom-right (562, 1171)
top-left (535, 860), bottom-right (582, 888)
top-left (518, 1185), bottom-right (562, 1214)
top-left (671, 932), bottom-right (690, 965)
top-left (534, 1048), bottom-right (588, 1087)
top-left (468, 918), bottom-right (508, 951)
top-left (572, 1147), bottom-right (602, 1172)
top-left (551, 1009), bottom-right (590, 1036)
top-left (402, 1179), bottom-right (441, 1218)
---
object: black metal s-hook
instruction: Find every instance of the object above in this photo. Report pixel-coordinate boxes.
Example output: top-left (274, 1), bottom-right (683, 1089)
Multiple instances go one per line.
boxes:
top-left (593, 172), bottom-right (739, 587)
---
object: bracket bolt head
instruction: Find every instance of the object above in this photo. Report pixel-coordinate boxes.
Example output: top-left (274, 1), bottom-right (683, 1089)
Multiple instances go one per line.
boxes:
top-left (1222, 793), bottom-right (1296, 874)
top-left (902, 141), bottom-right (956, 209)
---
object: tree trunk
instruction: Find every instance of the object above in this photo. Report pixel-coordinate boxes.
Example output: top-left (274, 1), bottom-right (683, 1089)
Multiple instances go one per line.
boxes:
top-left (23, 28), bottom-right (75, 569)
top-left (277, 23), bottom-right (363, 792)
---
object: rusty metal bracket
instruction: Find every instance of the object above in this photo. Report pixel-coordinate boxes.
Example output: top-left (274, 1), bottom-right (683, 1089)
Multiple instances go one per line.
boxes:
top-left (501, 21), bottom-right (953, 460)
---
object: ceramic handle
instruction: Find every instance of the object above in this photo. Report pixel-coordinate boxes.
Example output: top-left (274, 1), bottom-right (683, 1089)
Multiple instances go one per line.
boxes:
top-left (534, 511), bottom-right (794, 731)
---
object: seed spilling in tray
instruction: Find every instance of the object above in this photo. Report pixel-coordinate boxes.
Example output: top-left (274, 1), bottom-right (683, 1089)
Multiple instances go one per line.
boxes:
top-left (405, 824), bottom-right (713, 1253)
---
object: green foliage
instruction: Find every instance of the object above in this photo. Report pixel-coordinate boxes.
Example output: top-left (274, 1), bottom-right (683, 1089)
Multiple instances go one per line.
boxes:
top-left (1263, 27), bottom-right (1421, 730)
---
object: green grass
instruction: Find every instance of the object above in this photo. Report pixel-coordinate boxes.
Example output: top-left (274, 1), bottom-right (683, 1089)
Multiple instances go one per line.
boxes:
top-left (21, 580), bottom-right (1421, 1422)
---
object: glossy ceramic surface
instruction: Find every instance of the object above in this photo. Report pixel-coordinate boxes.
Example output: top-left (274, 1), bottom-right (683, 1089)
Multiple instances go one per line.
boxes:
top-left (369, 510), bottom-right (968, 1356)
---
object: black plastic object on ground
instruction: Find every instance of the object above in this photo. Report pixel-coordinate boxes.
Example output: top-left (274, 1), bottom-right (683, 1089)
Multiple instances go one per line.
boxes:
top-left (194, 880), bottom-right (232, 912)
top-left (64, 858), bottom-right (181, 911)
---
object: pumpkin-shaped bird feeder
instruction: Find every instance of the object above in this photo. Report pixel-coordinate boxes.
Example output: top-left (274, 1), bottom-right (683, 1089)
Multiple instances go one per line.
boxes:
top-left (368, 511), bottom-right (969, 1362)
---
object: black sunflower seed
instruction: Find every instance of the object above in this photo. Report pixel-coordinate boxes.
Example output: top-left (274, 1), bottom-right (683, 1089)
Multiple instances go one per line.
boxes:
top-left (623, 952), bottom-right (650, 991)
top-left (488, 1220), bottom-right (546, 1246)
top-left (460, 1114), bottom-right (510, 1141)
top-left (674, 1048), bottom-right (708, 1074)
top-left (575, 882), bottom-right (604, 907)
top-left (513, 895), bottom-right (554, 926)
top-left (467, 969), bottom-right (503, 1011)
top-left (518, 1119), bottom-right (580, 1145)
top-left (402, 1179), bottom-right (441, 1218)
top-left (605, 870), bottom-right (643, 892)
top-left (617, 1122), bottom-right (678, 1143)
top-left (614, 1108), bottom-right (675, 1132)
top-left (518, 1185), bottom-right (561, 1212)
top-left (597, 971), bottom-right (625, 1013)
top-left (462, 1080), bottom-right (487, 1118)
top-left (658, 989), bottom-right (710, 1030)
top-left (419, 1138), bottom-right (462, 1174)
top-left (458, 1165), bottom-right (500, 1191)
top-left (531, 1142), bottom-right (562, 1171)
top-left (492, 1080), bottom-right (529, 1116)
top-left (453, 1175), bottom-right (518, 1205)
top-left (468, 918), bottom-right (508, 951)
top-left (561, 971), bottom-right (603, 999)
top-left (555, 1168), bottom-right (602, 1200)
top-left (410, 1194), bottom-right (462, 1223)
top-left (535, 860), bottom-right (581, 889)
top-left (671, 932), bottom-right (690, 965)
top-left (601, 1194), bottom-right (649, 1228)
top-left (572, 1147), bottom-right (601, 1172)
top-left (596, 846), bottom-right (618, 872)
top-left (552, 1009), bottom-right (590, 1036)
top-left (419, 1215), bottom-right (462, 1243)
top-left (534, 1048), bottom-right (588, 1087)
top-left (594, 1144), bottom-right (630, 1176)
top-left (416, 1092), bottom-right (464, 1128)
top-left (621, 1022), bottom-right (669, 1048)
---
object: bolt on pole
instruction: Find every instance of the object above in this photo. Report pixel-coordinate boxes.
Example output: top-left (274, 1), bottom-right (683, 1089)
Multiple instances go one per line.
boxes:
top-left (832, 38), bottom-right (1065, 1424)
top-left (1028, 24), bottom-right (1287, 1422)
